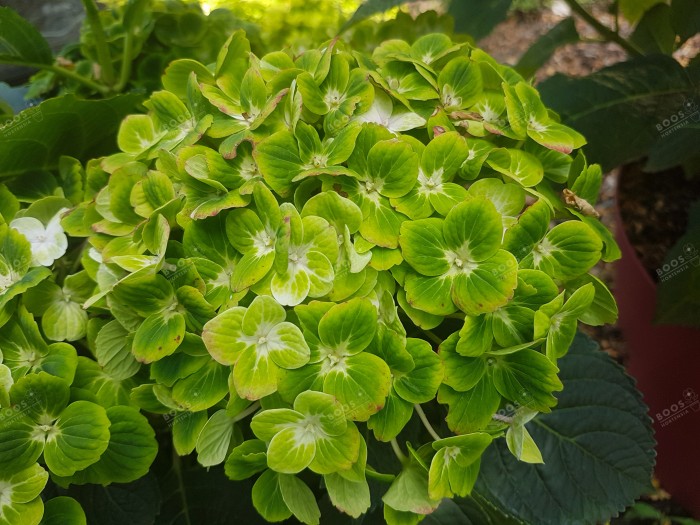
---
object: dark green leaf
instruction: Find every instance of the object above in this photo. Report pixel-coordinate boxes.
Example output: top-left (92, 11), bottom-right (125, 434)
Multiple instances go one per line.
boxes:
top-left (66, 474), bottom-right (161, 525)
top-left (539, 55), bottom-right (697, 172)
top-left (449, 0), bottom-right (513, 41)
top-left (515, 18), bottom-right (578, 78)
top-left (342, 0), bottom-right (409, 31)
top-left (0, 94), bottom-right (140, 179)
top-left (655, 201), bottom-right (700, 327)
top-left (0, 7), bottom-right (52, 65)
top-left (630, 4), bottom-right (676, 54)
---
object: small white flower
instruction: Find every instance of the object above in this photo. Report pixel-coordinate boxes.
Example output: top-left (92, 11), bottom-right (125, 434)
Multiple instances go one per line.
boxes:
top-left (10, 210), bottom-right (68, 267)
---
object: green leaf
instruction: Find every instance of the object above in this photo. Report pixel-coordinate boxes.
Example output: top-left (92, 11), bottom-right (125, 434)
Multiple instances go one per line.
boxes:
top-left (0, 95), bottom-right (140, 179)
top-left (630, 4), bottom-right (676, 54)
top-left (492, 350), bottom-right (563, 412)
top-left (278, 474), bottom-right (321, 525)
top-left (40, 497), bottom-right (87, 525)
top-left (475, 333), bottom-right (655, 525)
top-left (43, 400), bottom-right (111, 477)
top-left (342, 0), bottom-right (408, 30)
top-left (654, 209), bottom-right (700, 328)
top-left (0, 7), bottom-right (52, 65)
top-left (515, 18), bottom-right (579, 78)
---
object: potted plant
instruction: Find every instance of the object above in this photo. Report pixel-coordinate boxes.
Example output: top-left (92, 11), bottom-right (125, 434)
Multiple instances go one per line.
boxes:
top-left (0, 20), bottom-right (656, 524)
top-left (534, 0), bottom-right (700, 515)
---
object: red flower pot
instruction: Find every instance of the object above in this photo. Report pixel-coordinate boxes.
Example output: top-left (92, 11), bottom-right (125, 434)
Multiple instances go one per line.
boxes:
top-left (614, 182), bottom-right (700, 517)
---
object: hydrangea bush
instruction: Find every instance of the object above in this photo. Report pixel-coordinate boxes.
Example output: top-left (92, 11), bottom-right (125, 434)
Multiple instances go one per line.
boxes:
top-left (0, 30), bottom-right (630, 524)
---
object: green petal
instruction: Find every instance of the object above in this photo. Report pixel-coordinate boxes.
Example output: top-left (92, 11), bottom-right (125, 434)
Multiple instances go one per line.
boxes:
top-left (503, 199), bottom-right (551, 261)
top-left (39, 497), bottom-right (86, 525)
top-left (394, 339), bottom-right (444, 404)
top-left (0, 463), bottom-right (47, 504)
top-left (266, 322), bottom-right (311, 370)
top-left (53, 405), bottom-right (157, 484)
top-left (399, 218), bottom-right (449, 276)
top-left (366, 139), bottom-right (419, 198)
top-left (318, 298), bottom-right (377, 355)
top-left (310, 423), bottom-right (360, 474)
top-left (451, 250), bottom-right (518, 316)
top-left (486, 148), bottom-right (544, 187)
top-left (323, 352), bottom-right (391, 422)
top-left (523, 220), bottom-right (602, 281)
top-left (324, 473), bottom-right (371, 518)
top-left (491, 350), bottom-right (563, 413)
top-left (43, 401), bottom-right (111, 477)
top-left (251, 408), bottom-right (304, 441)
top-left (443, 197), bottom-right (502, 261)
top-left (437, 379), bottom-right (501, 434)
top-left (225, 439), bottom-right (268, 480)
top-left (252, 470), bottom-right (292, 522)
top-left (132, 312), bottom-right (186, 364)
top-left (367, 388), bottom-right (413, 441)
top-left (278, 474), bottom-right (321, 525)
top-left (439, 333), bottom-right (487, 391)
top-left (404, 273), bottom-right (456, 316)
top-left (202, 307), bottom-right (247, 365)
top-left (293, 390), bottom-right (346, 437)
top-left (267, 426), bottom-right (316, 473)
top-left (233, 345), bottom-right (279, 400)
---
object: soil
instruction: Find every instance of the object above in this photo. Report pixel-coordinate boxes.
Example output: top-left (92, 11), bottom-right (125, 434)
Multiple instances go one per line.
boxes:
top-left (618, 163), bottom-right (700, 278)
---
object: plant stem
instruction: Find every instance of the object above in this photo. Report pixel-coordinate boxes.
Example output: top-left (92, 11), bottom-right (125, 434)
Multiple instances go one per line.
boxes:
top-left (14, 63), bottom-right (111, 94)
top-left (232, 401), bottom-right (261, 422)
top-left (114, 28), bottom-right (135, 92)
top-left (365, 465), bottom-right (396, 483)
top-left (424, 330), bottom-right (443, 347)
top-left (172, 451), bottom-right (193, 525)
top-left (562, 0), bottom-right (643, 56)
top-left (390, 438), bottom-right (406, 463)
top-left (80, 0), bottom-right (116, 86)
top-left (414, 404), bottom-right (441, 441)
